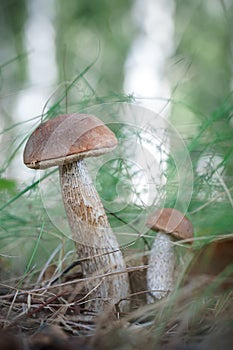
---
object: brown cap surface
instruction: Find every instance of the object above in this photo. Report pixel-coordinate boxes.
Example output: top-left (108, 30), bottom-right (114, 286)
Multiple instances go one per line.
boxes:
top-left (186, 237), bottom-right (233, 276)
top-left (146, 208), bottom-right (194, 241)
top-left (23, 114), bottom-right (118, 169)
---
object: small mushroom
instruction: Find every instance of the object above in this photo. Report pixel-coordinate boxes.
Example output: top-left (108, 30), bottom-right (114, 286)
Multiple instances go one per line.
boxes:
top-left (146, 208), bottom-right (193, 302)
top-left (23, 113), bottom-right (129, 312)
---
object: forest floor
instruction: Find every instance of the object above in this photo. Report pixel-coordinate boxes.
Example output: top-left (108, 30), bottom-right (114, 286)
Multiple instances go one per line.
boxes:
top-left (0, 252), bottom-right (232, 350)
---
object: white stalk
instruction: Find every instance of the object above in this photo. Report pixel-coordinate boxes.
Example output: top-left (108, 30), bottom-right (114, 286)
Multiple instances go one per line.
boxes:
top-left (147, 232), bottom-right (175, 302)
top-left (59, 160), bottom-right (129, 312)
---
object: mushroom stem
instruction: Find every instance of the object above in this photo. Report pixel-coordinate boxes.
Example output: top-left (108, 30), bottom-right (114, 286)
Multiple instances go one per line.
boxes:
top-left (59, 159), bottom-right (129, 311)
top-left (147, 232), bottom-right (175, 302)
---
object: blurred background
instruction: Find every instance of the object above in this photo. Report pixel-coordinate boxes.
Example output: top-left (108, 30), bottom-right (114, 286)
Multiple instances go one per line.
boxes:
top-left (1, 0), bottom-right (233, 274)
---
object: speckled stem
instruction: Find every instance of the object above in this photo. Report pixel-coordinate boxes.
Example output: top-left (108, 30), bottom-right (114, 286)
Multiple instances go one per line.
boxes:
top-left (147, 232), bottom-right (175, 302)
top-left (59, 160), bottom-right (129, 312)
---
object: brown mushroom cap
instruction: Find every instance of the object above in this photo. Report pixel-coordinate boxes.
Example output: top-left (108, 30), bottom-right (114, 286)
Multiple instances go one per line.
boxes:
top-left (146, 208), bottom-right (194, 241)
top-left (186, 237), bottom-right (233, 277)
top-left (23, 114), bottom-right (118, 169)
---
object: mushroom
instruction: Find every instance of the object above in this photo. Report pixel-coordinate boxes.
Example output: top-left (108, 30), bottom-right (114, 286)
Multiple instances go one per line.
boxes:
top-left (182, 237), bottom-right (233, 291)
top-left (146, 208), bottom-right (193, 302)
top-left (23, 113), bottom-right (129, 312)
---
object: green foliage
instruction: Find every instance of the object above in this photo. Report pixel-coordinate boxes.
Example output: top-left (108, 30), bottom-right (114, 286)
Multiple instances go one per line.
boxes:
top-left (165, 0), bottom-right (233, 244)
top-left (171, 0), bottom-right (233, 135)
top-left (0, 0), bottom-right (27, 85)
top-left (55, 0), bottom-right (138, 93)
top-left (165, 95), bottom-right (233, 242)
top-left (0, 178), bottom-right (17, 195)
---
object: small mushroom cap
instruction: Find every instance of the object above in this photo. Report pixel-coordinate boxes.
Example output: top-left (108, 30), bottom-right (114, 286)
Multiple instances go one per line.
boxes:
top-left (23, 114), bottom-right (118, 169)
top-left (146, 208), bottom-right (194, 241)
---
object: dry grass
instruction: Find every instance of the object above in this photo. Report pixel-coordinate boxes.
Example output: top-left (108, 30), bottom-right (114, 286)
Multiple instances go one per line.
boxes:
top-left (0, 247), bottom-right (232, 350)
